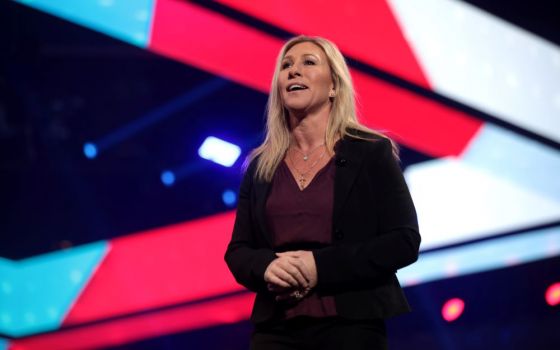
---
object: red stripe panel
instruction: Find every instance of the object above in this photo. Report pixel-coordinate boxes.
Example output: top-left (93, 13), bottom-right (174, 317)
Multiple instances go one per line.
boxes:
top-left (217, 0), bottom-right (431, 88)
top-left (9, 293), bottom-right (254, 350)
top-left (352, 70), bottom-right (482, 157)
top-left (150, 0), bottom-right (282, 92)
top-left (63, 211), bottom-right (241, 325)
top-left (149, 1), bottom-right (480, 156)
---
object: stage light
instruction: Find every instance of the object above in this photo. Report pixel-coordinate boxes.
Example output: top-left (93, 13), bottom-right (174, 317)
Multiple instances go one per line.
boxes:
top-left (198, 137), bottom-right (241, 167)
top-left (442, 298), bottom-right (465, 322)
top-left (222, 190), bottom-right (237, 207)
top-left (83, 143), bottom-right (98, 159)
top-left (160, 171), bottom-right (175, 187)
top-left (545, 282), bottom-right (560, 306)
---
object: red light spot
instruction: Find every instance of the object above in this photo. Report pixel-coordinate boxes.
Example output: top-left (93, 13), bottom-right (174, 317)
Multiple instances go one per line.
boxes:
top-left (545, 282), bottom-right (560, 306)
top-left (442, 298), bottom-right (465, 322)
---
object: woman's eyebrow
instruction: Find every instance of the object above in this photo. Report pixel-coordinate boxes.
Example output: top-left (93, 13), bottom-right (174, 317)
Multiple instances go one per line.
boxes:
top-left (282, 53), bottom-right (320, 61)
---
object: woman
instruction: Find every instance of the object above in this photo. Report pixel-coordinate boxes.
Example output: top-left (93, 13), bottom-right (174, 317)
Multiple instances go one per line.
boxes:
top-left (225, 35), bottom-right (420, 349)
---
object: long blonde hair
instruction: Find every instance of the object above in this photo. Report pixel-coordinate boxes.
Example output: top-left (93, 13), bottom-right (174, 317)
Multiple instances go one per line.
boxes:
top-left (246, 35), bottom-right (398, 181)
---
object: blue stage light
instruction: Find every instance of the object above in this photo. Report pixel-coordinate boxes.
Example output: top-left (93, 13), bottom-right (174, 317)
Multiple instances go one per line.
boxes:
top-left (83, 143), bottom-right (98, 159)
top-left (222, 189), bottom-right (237, 207)
top-left (198, 137), bottom-right (241, 167)
top-left (161, 171), bottom-right (175, 187)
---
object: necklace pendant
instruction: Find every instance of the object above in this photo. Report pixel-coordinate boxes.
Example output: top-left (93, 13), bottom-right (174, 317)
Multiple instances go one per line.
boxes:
top-left (303, 155), bottom-right (308, 161)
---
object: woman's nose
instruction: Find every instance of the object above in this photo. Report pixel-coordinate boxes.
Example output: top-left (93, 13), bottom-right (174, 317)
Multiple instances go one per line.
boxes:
top-left (288, 65), bottom-right (301, 78)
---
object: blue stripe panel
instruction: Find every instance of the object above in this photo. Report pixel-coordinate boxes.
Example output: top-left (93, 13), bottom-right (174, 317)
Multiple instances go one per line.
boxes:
top-left (462, 123), bottom-right (560, 201)
top-left (398, 226), bottom-right (560, 286)
top-left (0, 241), bottom-right (109, 337)
top-left (0, 338), bottom-right (9, 350)
top-left (14, 0), bottom-right (155, 47)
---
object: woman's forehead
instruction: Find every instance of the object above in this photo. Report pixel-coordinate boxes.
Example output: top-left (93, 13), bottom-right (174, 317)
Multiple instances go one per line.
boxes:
top-left (284, 42), bottom-right (325, 58)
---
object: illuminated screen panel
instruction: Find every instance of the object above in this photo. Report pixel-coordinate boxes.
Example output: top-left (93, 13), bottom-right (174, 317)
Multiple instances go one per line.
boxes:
top-left (149, 0), bottom-right (482, 157)
top-left (149, 0), bottom-right (280, 92)
top-left (389, 0), bottom-right (560, 143)
top-left (8, 293), bottom-right (254, 350)
top-left (216, 0), bottom-right (431, 88)
top-left (13, 0), bottom-right (155, 47)
top-left (64, 212), bottom-right (240, 326)
top-left (3, 0), bottom-right (560, 348)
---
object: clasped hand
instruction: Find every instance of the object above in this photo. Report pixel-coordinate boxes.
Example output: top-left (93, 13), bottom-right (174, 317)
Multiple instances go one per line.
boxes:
top-left (264, 250), bottom-right (317, 302)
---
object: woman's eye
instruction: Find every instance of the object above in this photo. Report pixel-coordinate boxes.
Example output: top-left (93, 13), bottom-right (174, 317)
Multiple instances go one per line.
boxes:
top-left (304, 60), bottom-right (315, 65)
top-left (281, 62), bottom-right (291, 69)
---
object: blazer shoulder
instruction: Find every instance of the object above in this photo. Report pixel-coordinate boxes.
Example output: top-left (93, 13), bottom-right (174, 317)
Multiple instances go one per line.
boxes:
top-left (345, 128), bottom-right (387, 142)
top-left (242, 154), bottom-right (261, 176)
top-left (241, 155), bottom-right (271, 187)
top-left (345, 129), bottom-right (390, 152)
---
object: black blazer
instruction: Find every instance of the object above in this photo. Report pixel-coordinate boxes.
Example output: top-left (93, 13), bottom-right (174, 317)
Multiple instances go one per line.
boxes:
top-left (224, 132), bottom-right (421, 323)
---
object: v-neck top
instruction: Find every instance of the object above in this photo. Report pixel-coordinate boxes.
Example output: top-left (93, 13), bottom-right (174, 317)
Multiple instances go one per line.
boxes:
top-left (265, 157), bottom-right (337, 319)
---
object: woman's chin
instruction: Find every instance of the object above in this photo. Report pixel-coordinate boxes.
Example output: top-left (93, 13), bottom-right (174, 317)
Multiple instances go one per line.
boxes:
top-left (284, 101), bottom-right (310, 112)
top-left (285, 98), bottom-right (320, 113)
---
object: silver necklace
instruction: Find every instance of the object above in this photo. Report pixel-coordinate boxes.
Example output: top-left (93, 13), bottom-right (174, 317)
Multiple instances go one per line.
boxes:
top-left (291, 143), bottom-right (325, 161)
top-left (288, 150), bottom-right (327, 189)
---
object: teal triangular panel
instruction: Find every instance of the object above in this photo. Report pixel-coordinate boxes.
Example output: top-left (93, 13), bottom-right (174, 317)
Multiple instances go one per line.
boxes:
top-left (0, 241), bottom-right (109, 337)
top-left (14, 0), bottom-right (155, 47)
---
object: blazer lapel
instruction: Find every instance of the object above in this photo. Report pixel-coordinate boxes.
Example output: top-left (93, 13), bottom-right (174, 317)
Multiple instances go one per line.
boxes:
top-left (332, 138), bottom-right (366, 228)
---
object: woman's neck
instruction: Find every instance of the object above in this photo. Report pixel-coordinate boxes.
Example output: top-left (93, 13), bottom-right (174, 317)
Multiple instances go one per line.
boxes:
top-left (288, 103), bottom-right (330, 151)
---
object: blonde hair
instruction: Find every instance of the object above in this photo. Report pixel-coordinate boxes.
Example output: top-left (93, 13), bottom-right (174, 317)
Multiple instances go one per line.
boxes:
top-left (246, 35), bottom-right (398, 181)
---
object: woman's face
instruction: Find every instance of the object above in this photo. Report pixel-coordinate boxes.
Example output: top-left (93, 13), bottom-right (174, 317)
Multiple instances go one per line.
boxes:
top-left (278, 42), bottom-right (334, 115)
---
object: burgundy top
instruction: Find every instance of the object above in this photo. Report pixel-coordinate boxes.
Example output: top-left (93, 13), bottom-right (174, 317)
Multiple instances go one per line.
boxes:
top-left (265, 158), bottom-right (337, 319)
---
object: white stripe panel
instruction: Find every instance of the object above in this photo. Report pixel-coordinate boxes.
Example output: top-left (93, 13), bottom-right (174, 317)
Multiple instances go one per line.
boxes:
top-left (404, 158), bottom-right (560, 251)
top-left (389, 0), bottom-right (560, 143)
top-left (461, 123), bottom-right (560, 200)
top-left (398, 226), bottom-right (560, 286)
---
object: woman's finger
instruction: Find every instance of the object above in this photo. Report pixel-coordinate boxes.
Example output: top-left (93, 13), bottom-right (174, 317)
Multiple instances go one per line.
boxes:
top-left (274, 266), bottom-right (301, 287)
top-left (277, 252), bottom-right (312, 282)
top-left (265, 261), bottom-right (293, 287)
top-left (288, 257), bottom-right (312, 282)
top-left (276, 251), bottom-right (301, 258)
top-left (266, 274), bottom-right (291, 288)
top-left (279, 259), bottom-right (308, 287)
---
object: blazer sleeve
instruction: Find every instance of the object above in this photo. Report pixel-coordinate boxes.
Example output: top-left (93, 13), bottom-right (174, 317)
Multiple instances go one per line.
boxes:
top-left (224, 161), bottom-right (277, 293)
top-left (313, 138), bottom-right (421, 290)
